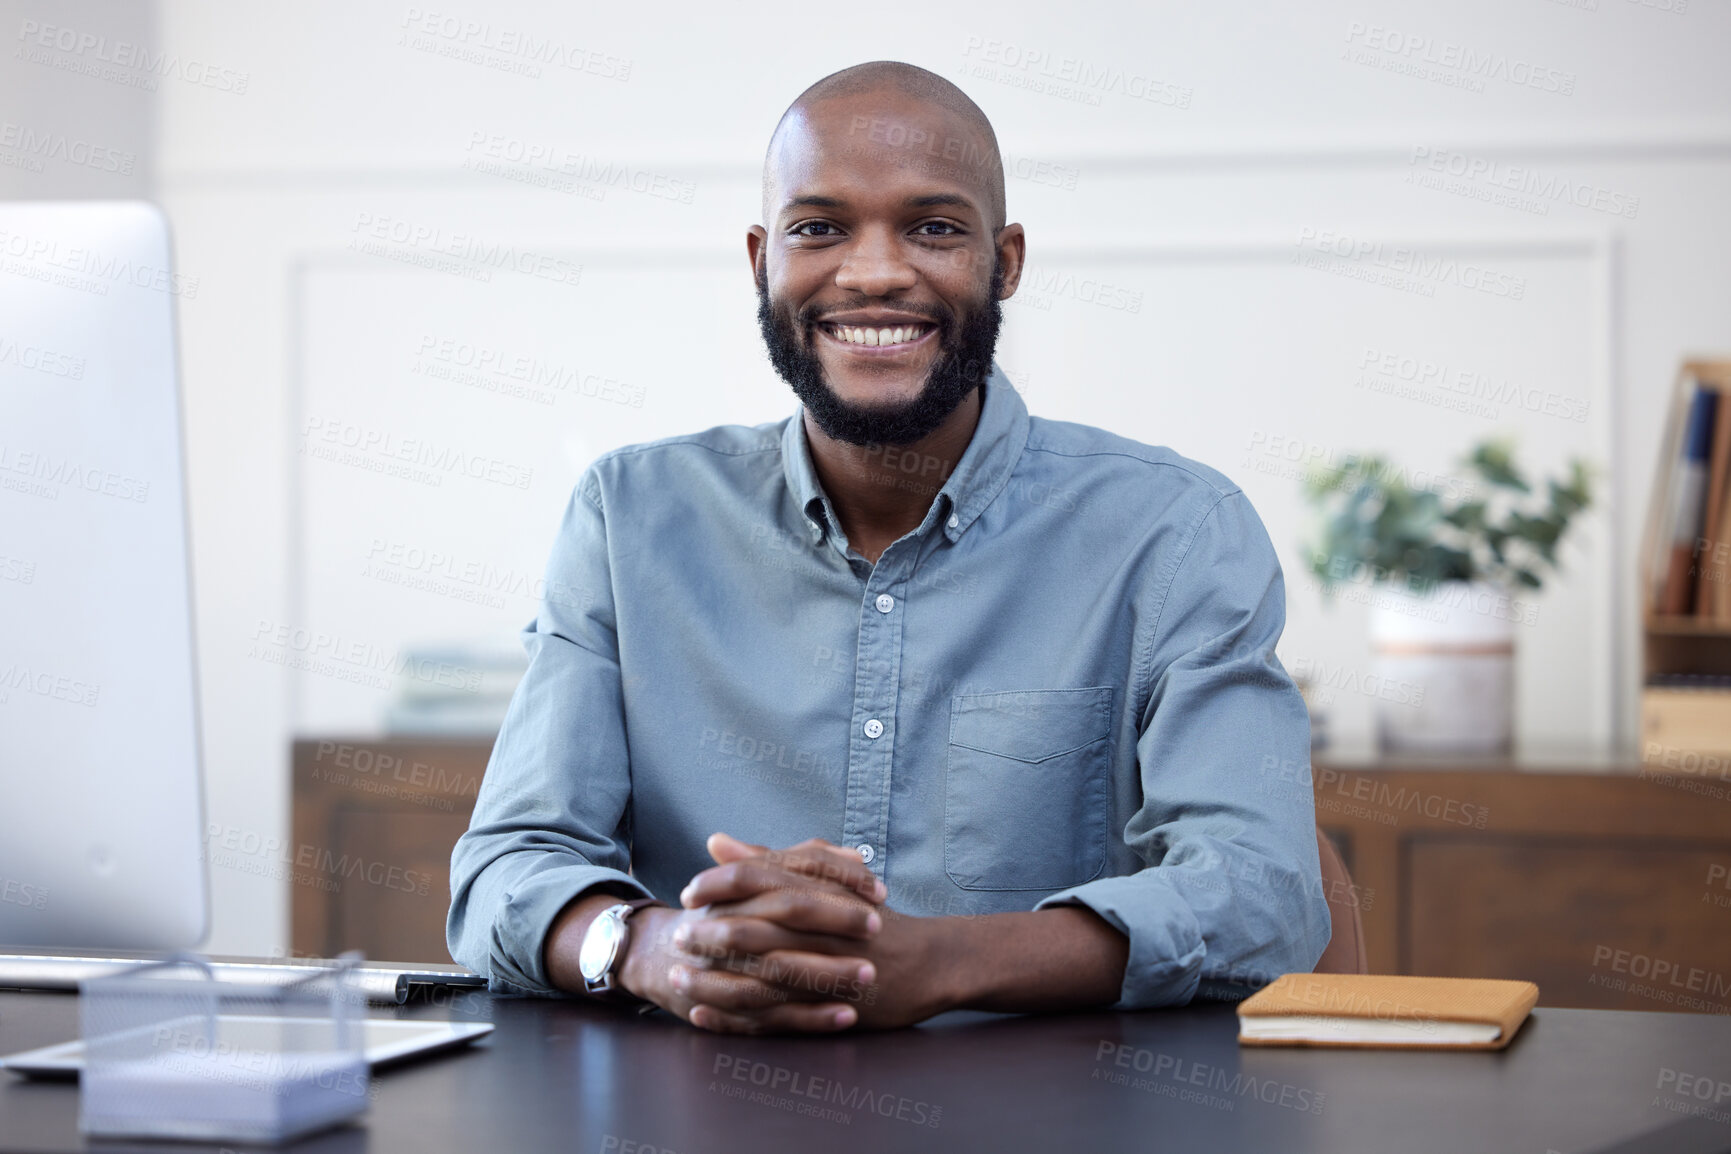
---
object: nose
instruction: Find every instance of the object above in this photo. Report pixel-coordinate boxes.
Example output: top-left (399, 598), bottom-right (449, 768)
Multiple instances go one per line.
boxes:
top-left (833, 225), bottom-right (918, 297)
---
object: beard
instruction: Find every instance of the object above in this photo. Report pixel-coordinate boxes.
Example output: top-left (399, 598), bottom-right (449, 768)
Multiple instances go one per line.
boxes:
top-left (756, 258), bottom-right (1005, 447)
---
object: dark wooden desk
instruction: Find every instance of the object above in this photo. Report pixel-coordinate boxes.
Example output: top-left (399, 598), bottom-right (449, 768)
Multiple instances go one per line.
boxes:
top-left (3, 989), bottom-right (1729, 1153)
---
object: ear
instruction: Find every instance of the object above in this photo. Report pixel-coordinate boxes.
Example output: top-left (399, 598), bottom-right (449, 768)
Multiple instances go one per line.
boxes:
top-left (746, 225), bottom-right (769, 288)
top-left (993, 222), bottom-right (1026, 299)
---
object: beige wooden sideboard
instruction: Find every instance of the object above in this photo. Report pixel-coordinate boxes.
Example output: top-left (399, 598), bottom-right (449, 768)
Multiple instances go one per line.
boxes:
top-left (291, 738), bottom-right (1731, 1012)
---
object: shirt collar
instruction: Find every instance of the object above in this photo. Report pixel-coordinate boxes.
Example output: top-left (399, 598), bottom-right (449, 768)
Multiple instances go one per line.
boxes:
top-left (780, 360), bottom-right (1031, 547)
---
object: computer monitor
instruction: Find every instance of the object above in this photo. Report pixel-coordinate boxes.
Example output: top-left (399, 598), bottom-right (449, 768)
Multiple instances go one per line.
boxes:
top-left (0, 201), bottom-right (208, 949)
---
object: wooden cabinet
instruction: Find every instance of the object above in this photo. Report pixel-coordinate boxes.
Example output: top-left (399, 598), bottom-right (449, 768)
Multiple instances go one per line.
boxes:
top-left (292, 738), bottom-right (1731, 1011)
top-left (1314, 756), bottom-right (1731, 1013)
top-left (290, 737), bottom-right (490, 963)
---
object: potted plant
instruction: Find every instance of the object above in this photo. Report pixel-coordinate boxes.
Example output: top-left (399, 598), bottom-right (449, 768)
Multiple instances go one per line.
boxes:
top-left (1302, 440), bottom-right (1593, 754)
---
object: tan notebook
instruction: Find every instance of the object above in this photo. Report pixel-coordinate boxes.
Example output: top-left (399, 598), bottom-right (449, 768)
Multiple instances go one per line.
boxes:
top-left (1236, 974), bottom-right (1539, 1051)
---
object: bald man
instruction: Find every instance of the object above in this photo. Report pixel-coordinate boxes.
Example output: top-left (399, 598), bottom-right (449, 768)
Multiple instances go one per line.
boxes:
top-left (448, 61), bottom-right (1330, 1033)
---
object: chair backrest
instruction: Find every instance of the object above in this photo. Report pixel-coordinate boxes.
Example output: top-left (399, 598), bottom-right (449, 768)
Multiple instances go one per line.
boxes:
top-left (1313, 827), bottom-right (1369, 974)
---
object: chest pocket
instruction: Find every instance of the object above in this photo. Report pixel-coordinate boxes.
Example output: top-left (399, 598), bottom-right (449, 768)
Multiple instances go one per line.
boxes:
top-left (944, 687), bottom-right (1113, 891)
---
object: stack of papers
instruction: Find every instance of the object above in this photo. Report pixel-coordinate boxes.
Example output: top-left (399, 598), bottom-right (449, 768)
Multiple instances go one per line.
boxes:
top-left (382, 643), bottom-right (525, 735)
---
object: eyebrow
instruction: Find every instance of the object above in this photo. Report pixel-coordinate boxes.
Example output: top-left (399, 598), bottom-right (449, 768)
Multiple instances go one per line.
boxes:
top-left (906, 194), bottom-right (973, 210)
top-left (779, 193), bottom-right (978, 214)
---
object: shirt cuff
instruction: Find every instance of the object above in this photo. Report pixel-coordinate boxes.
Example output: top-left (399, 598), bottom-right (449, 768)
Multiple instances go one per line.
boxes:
top-left (1034, 872), bottom-right (1205, 1011)
top-left (487, 863), bottom-right (653, 996)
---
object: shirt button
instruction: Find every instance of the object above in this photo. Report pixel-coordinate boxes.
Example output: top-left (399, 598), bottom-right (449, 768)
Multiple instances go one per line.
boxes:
top-left (947, 514), bottom-right (959, 530)
top-left (856, 843), bottom-right (876, 864)
top-left (875, 593), bottom-right (895, 613)
top-left (863, 718), bottom-right (884, 739)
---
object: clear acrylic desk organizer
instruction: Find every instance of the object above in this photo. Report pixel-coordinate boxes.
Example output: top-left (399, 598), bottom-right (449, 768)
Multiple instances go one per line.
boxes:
top-left (79, 952), bottom-right (369, 1144)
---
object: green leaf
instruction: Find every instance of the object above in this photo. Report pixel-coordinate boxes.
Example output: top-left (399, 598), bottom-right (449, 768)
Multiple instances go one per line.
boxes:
top-left (1298, 438), bottom-right (1594, 596)
top-left (1445, 501), bottom-right (1488, 531)
top-left (1470, 439), bottom-right (1531, 492)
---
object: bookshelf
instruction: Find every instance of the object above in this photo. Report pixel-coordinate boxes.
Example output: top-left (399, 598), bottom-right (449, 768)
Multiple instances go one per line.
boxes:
top-left (1641, 359), bottom-right (1731, 760)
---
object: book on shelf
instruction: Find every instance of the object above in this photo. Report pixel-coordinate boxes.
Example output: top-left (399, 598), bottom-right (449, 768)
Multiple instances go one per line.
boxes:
top-left (1645, 361), bottom-right (1731, 621)
top-left (1698, 376), bottom-right (1731, 618)
top-left (1655, 381), bottom-right (1717, 616)
top-left (1641, 360), bottom-right (1731, 760)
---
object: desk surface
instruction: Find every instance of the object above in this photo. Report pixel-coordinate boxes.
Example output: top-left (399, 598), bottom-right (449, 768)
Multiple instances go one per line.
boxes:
top-left (2, 989), bottom-right (1728, 1154)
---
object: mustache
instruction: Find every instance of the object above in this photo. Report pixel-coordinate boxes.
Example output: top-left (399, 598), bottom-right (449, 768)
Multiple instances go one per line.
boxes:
top-left (797, 301), bottom-right (954, 336)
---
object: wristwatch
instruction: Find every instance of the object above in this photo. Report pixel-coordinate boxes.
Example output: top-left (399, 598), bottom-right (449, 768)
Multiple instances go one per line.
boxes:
top-left (578, 897), bottom-right (660, 999)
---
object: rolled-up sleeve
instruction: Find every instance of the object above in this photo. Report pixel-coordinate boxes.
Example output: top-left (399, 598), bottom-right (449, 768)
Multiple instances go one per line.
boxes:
top-left (1034, 490), bottom-right (1330, 1010)
top-left (447, 470), bottom-right (650, 996)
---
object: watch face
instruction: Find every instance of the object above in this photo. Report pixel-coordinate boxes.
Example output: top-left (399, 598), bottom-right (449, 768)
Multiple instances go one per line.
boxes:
top-left (579, 910), bottom-right (626, 982)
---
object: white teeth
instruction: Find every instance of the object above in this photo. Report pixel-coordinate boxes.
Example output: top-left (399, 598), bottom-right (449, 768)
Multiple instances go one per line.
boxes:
top-left (830, 324), bottom-right (925, 345)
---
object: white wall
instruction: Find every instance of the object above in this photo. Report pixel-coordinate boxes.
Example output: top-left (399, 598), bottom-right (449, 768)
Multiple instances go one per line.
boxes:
top-left (8, 0), bottom-right (1729, 955)
top-left (0, 0), bottom-right (154, 201)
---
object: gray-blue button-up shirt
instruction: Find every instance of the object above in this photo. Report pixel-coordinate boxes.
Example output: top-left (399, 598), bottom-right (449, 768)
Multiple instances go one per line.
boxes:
top-left (448, 364), bottom-right (1329, 1009)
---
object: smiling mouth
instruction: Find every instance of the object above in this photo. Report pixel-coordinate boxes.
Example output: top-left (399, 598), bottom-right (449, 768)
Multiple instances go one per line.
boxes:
top-left (818, 322), bottom-right (937, 350)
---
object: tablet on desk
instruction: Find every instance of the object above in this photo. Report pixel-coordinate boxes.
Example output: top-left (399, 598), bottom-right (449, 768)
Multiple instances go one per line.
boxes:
top-left (0, 1016), bottom-right (494, 1079)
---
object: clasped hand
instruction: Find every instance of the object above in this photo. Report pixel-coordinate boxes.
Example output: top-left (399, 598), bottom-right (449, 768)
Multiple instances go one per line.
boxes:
top-left (621, 833), bottom-right (951, 1033)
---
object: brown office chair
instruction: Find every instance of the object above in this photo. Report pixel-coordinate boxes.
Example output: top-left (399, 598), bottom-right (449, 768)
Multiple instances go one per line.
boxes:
top-left (1312, 827), bottom-right (1369, 974)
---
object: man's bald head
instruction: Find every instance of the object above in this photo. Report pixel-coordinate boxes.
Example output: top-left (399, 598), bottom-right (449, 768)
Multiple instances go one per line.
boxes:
top-left (762, 60), bottom-right (1006, 231)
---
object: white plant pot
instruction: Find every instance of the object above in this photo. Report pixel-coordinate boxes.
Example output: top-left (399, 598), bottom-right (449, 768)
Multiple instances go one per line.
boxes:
top-left (1369, 580), bottom-right (1516, 755)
